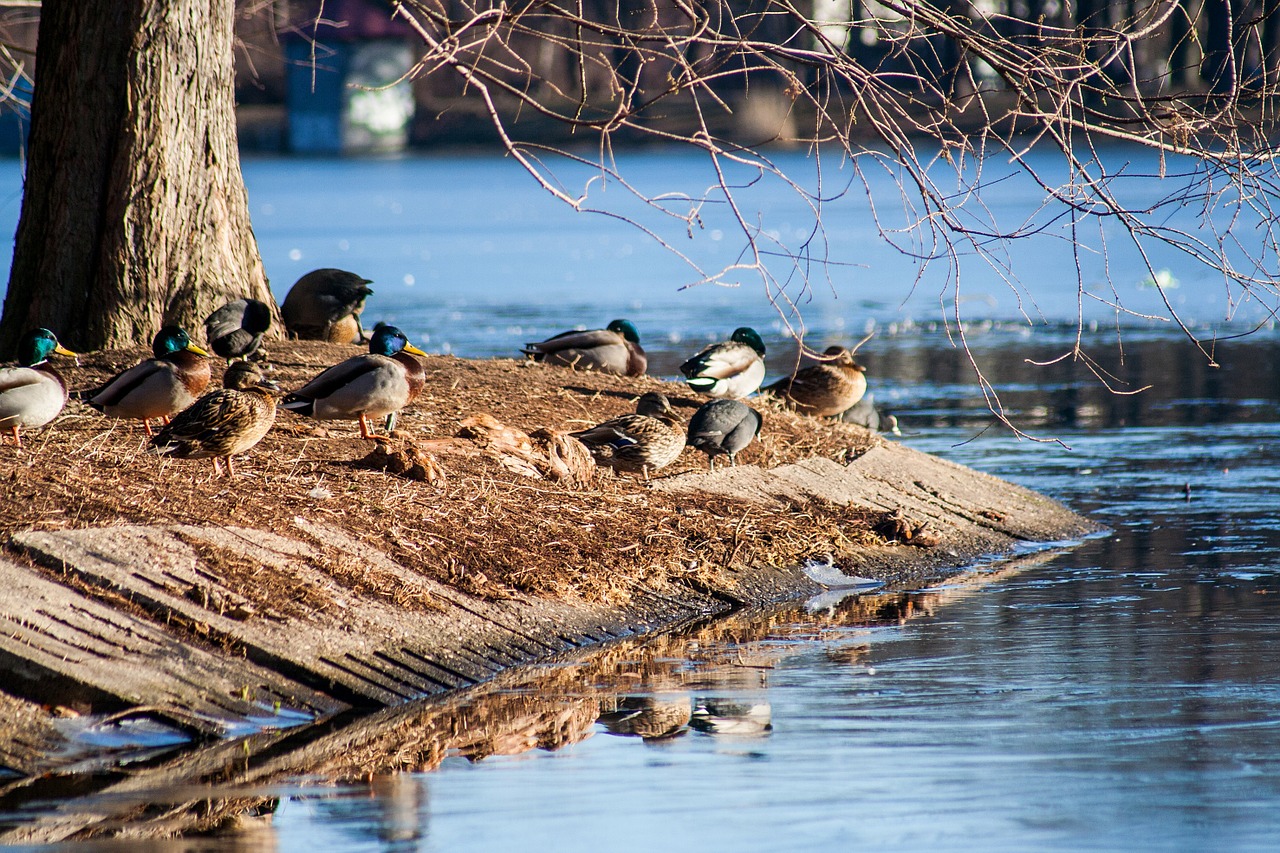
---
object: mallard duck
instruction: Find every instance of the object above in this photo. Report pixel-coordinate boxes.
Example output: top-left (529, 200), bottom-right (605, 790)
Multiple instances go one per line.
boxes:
top-left (204, 298), bottom-right (272, 361)
top-left (522, 319), bottom-right (647, 377)
top-left (149, 361), bottom-right (281, 477)
top-left (571, 391), bottom-right (684, 480)
top-left (280, 268), bottom-right (373, 343)
top-left (686, 399), bottom-right (762, 470)
top-left (761, 345), bottom-right (867, 418)
top-left (282, 323), bottom-right (426, 439)
top-left (0, 328), bottom-right (76, 447)
top-left (77, 326), bottom-right (211, 436)
top-left (680, 327), bottom-right (767, 399)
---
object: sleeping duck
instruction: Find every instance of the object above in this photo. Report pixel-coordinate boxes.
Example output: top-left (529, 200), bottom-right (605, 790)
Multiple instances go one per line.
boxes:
top-left (0, 328), bottom-right (77, 448)
top-left (280, 268), bottom-right (374, 343)
top-left (680, 327), bottom-right (767, 399)
top-left (760, 345), bottom-right (866, 418)
top-left (522, 319), bottom-right (647, 377)
top-left (686, 398), bottom-right (762, 470)
top-left (204, 298), bottom-right (272, 362)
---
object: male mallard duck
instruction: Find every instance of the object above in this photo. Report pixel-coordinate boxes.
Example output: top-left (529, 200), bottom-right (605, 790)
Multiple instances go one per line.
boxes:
top-left (204, 298), bottom-right (272, 361)
top-left (571, 391), bottom-right (684, 480)
top-left (149, 361), bottom-right (281, 477)
top-left (761, 345), bottom-right (867, 418)
top-left (282, 323), bottom-right (426, 439)
top-left (77, 326), bottom-right (211, 436)
top-left (522, 319), bottom-right (647, 377)
top-left (686, 399), bottom-right (762, 470)
top-left (679, 327), bottom-right (767, 399)
top-left (280, 268), bottom-right (373, 343)
top-left (0, 329), bottom-right (77, 448)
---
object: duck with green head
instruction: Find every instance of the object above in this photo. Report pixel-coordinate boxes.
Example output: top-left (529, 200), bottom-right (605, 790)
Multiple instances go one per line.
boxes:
top-left (0, 329), bottom-right (77, 447)
top-left (571, 391), bottom-right (685, 481)
top-left (282, 323), bottom-right (427, 439)
top-left (149, 360), bottom-right (281, 477)
top-left (522, 319), bottom-right (647, 377)
top-left (680, 327), bottom-right (767, 399)
top-left (77, 326), bottom-right (211, 436)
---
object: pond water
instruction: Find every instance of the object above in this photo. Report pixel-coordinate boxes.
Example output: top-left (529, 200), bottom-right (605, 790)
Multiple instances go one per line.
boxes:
top-left (4, 146), bottom-right (1280, 849)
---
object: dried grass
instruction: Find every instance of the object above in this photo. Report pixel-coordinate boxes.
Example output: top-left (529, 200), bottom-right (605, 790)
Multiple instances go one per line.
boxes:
top-left (1, 342), bottom-right (891, 609)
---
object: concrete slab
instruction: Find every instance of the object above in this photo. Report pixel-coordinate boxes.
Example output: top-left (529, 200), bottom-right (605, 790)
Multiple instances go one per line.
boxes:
top-left (0, 556), bottom-right (345, 735)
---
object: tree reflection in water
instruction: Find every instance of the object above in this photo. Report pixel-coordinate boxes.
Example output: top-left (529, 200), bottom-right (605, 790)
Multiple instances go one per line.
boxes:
top-left (0, 550), bottom-right (1060, 844)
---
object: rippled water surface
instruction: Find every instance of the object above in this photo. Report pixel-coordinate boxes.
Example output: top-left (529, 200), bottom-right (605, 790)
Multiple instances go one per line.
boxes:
top-left (4, 148), bottom-right (1280, 850)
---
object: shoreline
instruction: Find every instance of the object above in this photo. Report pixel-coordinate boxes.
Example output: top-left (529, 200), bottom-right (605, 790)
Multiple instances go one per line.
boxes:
top-left (0, 341), bottom-right (1100, 826)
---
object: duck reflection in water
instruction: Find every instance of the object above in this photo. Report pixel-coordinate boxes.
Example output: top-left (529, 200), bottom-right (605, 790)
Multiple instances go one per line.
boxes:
top-left (690, 699), bottom-right (773, 738)
top-left (597, 695), bottom-right (692, 741)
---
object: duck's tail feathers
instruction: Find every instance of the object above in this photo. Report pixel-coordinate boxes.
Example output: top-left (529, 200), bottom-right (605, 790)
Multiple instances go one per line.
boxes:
top-left (686, 376), bottom-right (719, 393)
top-left (70, 387), bottom-right (98, 404)
top-left (281, 395), bottom-right (315, 416)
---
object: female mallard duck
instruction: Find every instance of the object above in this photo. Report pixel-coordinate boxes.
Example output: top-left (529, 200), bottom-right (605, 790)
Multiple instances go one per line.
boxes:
top-left (571, 391), bottom-right (684, 481)
top-left (0, 328), bottom-right (77, 448)
top-left (78, 326), bottom-right (211, 436)
top-left (761, 345), bottom-right (867, 418)
top-left (281, 268), bottom-right (374, 343)
top-left (522, 319), bottom-right (647, 377)
top-left (148, 361), bottom-right (281, 477)
top-left (282, 323), bottom-right (426, 439)
top-left (687, 399), bottom-right (762, 470)
top-left (204, 298), bottom-right (272, 361)
top-left (679, 327), bottom-right (767, 399)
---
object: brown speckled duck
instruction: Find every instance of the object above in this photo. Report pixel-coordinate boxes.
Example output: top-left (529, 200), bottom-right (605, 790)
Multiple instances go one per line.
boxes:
top-left (282, 323), bottom-right (426, 439)
top-left (149, 360), bottom-right (281, 477)
top-left (571, 391), bottom-right (684, 481)
top-left (77, 326), bottom-right (212, 436)
top-left (761, 345), bottom-right (867, 418)
top-left (522, 319), bottom-right (647, 377)
top-left (0, 329), bottom-right (77, 448)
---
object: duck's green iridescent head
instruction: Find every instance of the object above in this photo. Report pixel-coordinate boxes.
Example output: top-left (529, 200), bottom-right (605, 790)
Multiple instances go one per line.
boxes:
top-left (154, 326), bottom-right (210, 358)
top-left (369, 323), bottom-right (427, 358)
top-left (607, 319), bottom-right (641, 344)
top-left (16, 328), bottom-right (75, 367)
top-left (730, 327), bottom-right (766, 356)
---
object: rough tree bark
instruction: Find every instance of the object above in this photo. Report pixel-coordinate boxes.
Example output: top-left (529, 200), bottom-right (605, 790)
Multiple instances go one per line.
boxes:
top-left (0, 0), bottom-right (273, 355)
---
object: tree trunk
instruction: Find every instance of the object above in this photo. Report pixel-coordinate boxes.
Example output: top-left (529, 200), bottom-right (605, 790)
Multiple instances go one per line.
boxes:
top-left (1265, 0), bottom-right (1280, 86)
top-left (0, 0), bottom-right (273, 355)
top-left (1202, 0), bottom-right (1237, 94)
